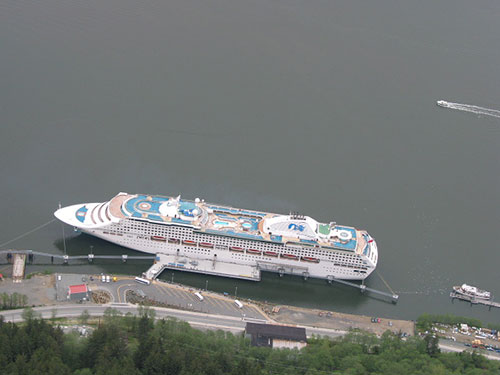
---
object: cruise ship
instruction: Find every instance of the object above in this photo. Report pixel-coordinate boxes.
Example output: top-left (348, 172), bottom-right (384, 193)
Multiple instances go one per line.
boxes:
top-left (54, 192), bottom-right (378, 281)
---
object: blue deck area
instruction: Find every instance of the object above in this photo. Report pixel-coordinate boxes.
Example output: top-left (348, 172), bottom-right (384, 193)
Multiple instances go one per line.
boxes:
top-left (333, 240), bottom-right (357, 250)
top-left (172, 218), bottom-right (192, 225)
top-left (335, 226), bottom-right (357, 239)
top-left (205, 229), bottom-right (264, 241)
top-left (124, 195), bottom-right (170, 222)
top-left (331, 225), bottom-right (357, 250)
top-left (270, 235), bottom-right (283, 242)
top-left (207, 205), bottom-right (266, 217)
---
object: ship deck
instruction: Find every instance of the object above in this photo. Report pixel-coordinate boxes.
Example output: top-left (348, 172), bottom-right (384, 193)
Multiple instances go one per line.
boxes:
top-left (114, 193), bottom-right (362, 253)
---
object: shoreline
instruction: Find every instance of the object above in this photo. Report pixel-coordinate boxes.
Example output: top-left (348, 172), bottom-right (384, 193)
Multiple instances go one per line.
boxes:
top-left (0, 272), bottom-right (415, 337)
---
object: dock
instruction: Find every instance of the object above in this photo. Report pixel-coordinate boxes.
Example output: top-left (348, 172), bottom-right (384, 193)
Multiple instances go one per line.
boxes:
top-left (144, 253), bottom-right (261, 281)
top-left (0, 249), bottom-right (398, 303)
top-left (450, 291), bottom-right (500, 310)
top-left (12, 253), bottom-right (26, 283)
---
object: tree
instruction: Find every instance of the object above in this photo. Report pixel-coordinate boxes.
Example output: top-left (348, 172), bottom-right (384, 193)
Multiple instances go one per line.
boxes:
top-left (423, 334), bottom-right (440, 358)
top-left (79, 310), bottom-right (90, 325)
top-left (22, 307), bottom-right (37, 322)
top-left (1, 293), bottom-right (9, 309)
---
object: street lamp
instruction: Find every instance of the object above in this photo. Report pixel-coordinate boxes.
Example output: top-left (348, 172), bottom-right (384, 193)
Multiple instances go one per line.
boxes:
top-left (90, 245), bottom-right (94, 255)
top-left (171, 273), bottom-right (174, 283)
top-left (205, 280), bottom-right (208, 291)
top-left (235, 286), bottom-right (238, 298)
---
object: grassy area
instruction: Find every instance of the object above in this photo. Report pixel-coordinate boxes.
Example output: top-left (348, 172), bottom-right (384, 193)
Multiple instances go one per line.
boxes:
top-left (25, 269), bottom-right (54, 279)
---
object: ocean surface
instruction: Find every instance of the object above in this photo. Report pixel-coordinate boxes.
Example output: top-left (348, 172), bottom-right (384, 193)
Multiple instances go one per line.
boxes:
top-left (1, 0), bottom-right (499, 324)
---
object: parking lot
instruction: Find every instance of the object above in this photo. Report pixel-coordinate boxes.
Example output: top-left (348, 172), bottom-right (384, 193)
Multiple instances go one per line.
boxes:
top-left (71, 274), bottom-right (267, 320)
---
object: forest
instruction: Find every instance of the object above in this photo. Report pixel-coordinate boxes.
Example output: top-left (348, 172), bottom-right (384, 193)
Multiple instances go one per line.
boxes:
top-left (0, 307), bottom-right (498, 375)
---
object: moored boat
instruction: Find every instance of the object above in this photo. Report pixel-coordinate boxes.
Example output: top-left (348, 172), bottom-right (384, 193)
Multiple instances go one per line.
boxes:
top-left (453, 284), bottom-right (491, 300)
top-left (54, 191), bottom-right (378, 281)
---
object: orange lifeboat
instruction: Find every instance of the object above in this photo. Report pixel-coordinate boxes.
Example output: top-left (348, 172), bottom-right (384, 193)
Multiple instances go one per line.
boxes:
top-left (247, 248), bottom-right (262, 255)
top-left (151, 235), bottom-right (166, 242)
top-left (264, 251), bottom-right (278, 257)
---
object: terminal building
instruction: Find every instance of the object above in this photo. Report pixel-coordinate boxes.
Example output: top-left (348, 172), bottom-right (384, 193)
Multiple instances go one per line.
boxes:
top-left (245, 322), bottom-right (307, 349)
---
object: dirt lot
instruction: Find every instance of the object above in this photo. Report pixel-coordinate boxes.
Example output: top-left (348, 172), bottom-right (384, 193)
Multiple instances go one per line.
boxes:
top-left (264, 304), bottom-right (415, 336)
top-left (0, 274), bottom-right (56, 306)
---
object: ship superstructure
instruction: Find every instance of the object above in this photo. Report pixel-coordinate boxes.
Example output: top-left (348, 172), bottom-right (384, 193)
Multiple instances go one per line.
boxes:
top-left (55, 192), bottom-right (378, 281)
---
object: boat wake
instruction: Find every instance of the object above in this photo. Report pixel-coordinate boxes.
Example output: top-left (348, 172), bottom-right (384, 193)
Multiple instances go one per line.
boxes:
top-left (436, 100), bottom-right (500, 119)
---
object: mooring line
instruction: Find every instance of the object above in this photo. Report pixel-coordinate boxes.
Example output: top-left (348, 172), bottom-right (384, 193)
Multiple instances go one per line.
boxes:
top-left (0, 219), bottom-right (56, 248)
top-left (375, 269), bottom-right (395, 296)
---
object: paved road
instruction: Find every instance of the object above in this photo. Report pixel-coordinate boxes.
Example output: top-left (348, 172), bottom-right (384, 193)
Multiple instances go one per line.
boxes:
top-left (0, 303), bottom-right (345, 338)
top-left (1, 304), bottom-right (498, 362)
top-left (439, 340), bottom-right (500, 361)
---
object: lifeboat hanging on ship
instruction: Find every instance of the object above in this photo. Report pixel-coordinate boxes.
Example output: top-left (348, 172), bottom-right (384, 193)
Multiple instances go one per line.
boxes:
top-left (168, 238), bottom-right (180, 244)
top-left (229, 246), bottom-right (244, 252)
top-left (182, 239), bottom-right (197, 246)
top-left (199, 242), bottom-right (214, 248)
top-left (301, 256), bottom-right (320, 263)
top-left (264, 251), bottom-right (278, 257)
top-left (151, 235), bottom-right (166, 242)
top-left (247, 248), bottom-right (262, 255)
top-left (281, 253), bottom-right (299, 260)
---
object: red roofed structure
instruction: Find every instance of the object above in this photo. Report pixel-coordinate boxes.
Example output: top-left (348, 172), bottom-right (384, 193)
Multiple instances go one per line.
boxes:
top-left (69, 284), bottom-right (87, 294)
top-left (68, 284), bottom-right (89, 300)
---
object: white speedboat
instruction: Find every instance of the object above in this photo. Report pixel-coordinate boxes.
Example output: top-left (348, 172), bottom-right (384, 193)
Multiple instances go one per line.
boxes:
top-left (436, 100), bottom-right (452, 108)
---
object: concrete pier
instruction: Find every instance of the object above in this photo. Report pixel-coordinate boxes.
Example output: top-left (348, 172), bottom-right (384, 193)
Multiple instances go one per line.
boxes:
top-left (144, 253), bottom-right (261, 281)
top-left (12, 254), bottom-right (26, 283)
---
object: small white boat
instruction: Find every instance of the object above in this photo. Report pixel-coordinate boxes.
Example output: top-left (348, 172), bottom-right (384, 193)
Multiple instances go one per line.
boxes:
top-left (453, 284), bottom-right (491, 300)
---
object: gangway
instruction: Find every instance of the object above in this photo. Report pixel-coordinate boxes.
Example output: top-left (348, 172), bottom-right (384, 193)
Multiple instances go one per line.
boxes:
top-left (327, 276), bottom-right (399, 303)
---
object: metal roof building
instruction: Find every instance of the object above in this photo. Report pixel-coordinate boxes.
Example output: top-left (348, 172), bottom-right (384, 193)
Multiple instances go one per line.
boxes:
top-left (245, 322), bottom-right (307, 349)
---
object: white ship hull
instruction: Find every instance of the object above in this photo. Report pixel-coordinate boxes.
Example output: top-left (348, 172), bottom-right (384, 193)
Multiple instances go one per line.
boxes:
top-left (55, 193), bottom-right (378, 281)
top-left (80, 221), bottom-right (375, 281)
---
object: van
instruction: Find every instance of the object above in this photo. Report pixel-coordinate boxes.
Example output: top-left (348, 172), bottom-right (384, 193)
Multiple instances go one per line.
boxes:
top-left (134, 277), bottom-right (151, 285)
top-left (106, 275), bottom-right (110, 283)
top-left (101, 275), bottom-right (106, 283)
top-left (234, 300), bottom-right (243, 309)
top-left (194, 292), bottom-right (204, 301)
